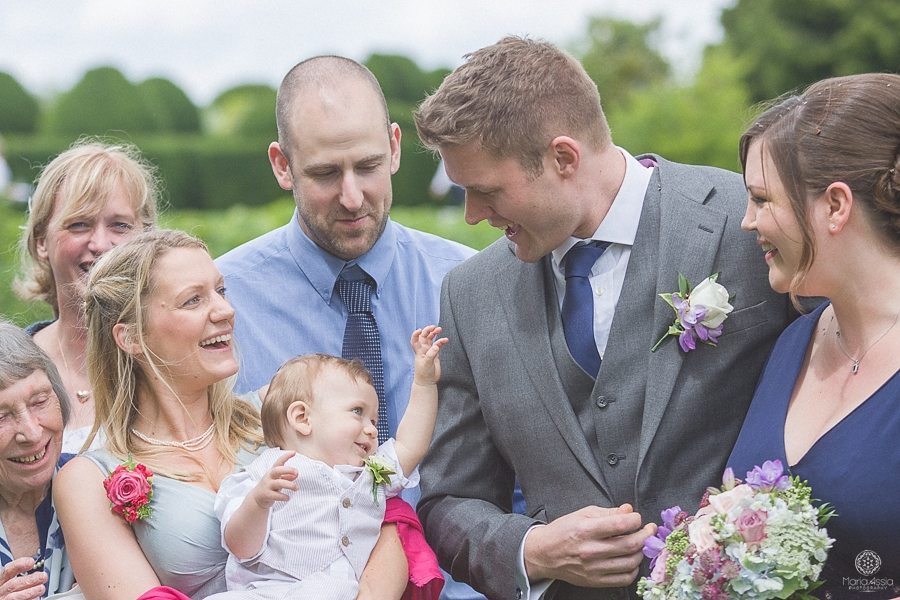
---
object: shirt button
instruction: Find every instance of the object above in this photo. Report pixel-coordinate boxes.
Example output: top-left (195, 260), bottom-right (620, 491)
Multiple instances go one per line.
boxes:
top-left (342, 498), bottom-right (352, 508)
top-left (595, 287), bottom-right (603, 296)
top-left (607, 453), bottom-right (620, 466)
top-left (342, 535), bottom-right (350, 547)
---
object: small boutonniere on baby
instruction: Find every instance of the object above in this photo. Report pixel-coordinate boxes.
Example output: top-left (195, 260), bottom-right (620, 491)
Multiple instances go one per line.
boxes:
top-left (364, 455), bottom-right (396, 504)
top-left (103, 455), bottom-right (154, 523)
top-left (651, 273), bottom-right (734, 353)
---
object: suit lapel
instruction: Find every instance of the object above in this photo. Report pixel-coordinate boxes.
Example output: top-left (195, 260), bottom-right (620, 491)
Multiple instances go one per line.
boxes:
top-left (492, 242), bottom-right (608, 491)
top-left (605, 159), bottom-right (728, 470)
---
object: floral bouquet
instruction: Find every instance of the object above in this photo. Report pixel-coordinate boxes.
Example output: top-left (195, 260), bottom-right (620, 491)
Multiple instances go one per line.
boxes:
top-left (103, 455), bottom-right (154, 523)
top-left (638, 460), bottom-right (834, 599)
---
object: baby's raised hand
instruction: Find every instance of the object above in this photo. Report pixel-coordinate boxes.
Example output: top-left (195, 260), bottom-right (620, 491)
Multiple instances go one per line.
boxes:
top-left (411, 325), bottom-right (448, 385)
top-left (251, 451), bottom-right (299, 510)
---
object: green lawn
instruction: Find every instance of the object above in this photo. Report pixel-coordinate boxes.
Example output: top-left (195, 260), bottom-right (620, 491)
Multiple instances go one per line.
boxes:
top-left (0, 198), bottom-right (500, 327)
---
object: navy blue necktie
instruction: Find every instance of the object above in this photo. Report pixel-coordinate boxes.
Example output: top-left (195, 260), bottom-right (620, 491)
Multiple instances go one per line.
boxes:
top-left (336, 268), bottom-right (389, 443)
top-left (561, 242), bottom-right (609, 378)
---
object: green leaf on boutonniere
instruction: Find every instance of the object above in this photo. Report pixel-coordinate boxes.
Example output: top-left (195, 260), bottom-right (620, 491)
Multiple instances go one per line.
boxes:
top-left (678, 273), bottom-right (691, 297)
top-left (364, 456), bottom-right (396, 504)
top-left (659, 292), bottom-right (675, 310)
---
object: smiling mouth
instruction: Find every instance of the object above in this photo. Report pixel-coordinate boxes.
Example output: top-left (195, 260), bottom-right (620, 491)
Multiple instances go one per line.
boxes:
top-left (199, 334), bottom-right (232, 349)
top-left (760, 242), bottom-right (778, 261)
top-left (10, 443), bottom-right (48, 464)
top-left (338, 213), bottom-right (370, 224)
top-left (491, 222), bottom-right (520, 239)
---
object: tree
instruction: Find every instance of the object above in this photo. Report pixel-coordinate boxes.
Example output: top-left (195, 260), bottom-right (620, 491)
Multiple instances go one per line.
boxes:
top-left (0, 72), bottom-right (40, 134)
top-left (573, 17), bottom-right (671, 112)
top-left (720, 0), bottom-right (900, 101)
top-left (43, 66), bottom-right (155, 135)
top-left (138, 77), bottom-right (201, 133)
top-left (364, 54), bottom-right (432, 108)
top-left (611, 45), bottom-right (753, 172)
top-left (205, 84), bottom-right (276, 138)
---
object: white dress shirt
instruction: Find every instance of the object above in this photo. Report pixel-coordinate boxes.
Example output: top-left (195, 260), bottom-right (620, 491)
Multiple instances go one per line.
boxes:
top-left (517, 147), bottom-right (653, 599)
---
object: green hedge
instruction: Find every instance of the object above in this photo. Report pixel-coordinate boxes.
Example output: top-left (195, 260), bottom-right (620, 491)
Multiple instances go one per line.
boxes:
top-left (4, 129), bottom-right (443, 211)
top-left (0, 199), bottom-right (500, 328)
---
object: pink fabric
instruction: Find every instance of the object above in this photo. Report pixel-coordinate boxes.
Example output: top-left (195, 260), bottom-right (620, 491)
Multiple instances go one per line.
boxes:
top-left (384, 497), bottom-right (445, 600)
top-left (135, 586), bottom-right (191, 600)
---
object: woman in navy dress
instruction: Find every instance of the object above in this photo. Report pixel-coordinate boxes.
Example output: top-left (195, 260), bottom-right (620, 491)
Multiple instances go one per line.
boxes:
top-left (728, 73), bottom-right (900, 599)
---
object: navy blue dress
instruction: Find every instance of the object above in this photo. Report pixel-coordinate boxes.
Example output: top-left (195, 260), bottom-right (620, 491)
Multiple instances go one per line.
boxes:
top-left (728, 303), bottom-right (899, 599)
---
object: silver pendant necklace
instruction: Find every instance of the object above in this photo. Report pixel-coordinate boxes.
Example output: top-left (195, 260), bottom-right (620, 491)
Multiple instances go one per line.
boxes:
top-left (833, 308), bottom-right (900, 375)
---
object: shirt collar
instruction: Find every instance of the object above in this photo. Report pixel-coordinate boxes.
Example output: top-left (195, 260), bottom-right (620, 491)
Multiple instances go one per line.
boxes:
top-left (286, 210), bottom-right (397, 302)
top-left (551, 147), bottom-right (653, 264)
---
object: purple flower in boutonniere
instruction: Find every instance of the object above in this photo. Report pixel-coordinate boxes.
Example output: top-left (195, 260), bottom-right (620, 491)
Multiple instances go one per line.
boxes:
top-left (651, 273), bottom-right (734, 353)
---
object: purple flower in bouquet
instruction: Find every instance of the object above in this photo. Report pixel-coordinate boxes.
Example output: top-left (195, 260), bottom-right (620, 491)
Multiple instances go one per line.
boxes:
top-left (643, 506), bottom-right (688, 569)
top-left (745, 459), bottom-right (790, 491)
top-left (721, 467), bottom-right (737, 491)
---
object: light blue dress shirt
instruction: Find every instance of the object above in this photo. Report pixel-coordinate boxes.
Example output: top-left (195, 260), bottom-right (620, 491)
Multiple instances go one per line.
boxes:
top-left (216, 211), bottom-right (475, 440)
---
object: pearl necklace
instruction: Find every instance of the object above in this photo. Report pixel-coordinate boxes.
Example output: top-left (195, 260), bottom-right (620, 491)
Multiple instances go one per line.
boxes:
top-left (130, 423), bottom-right (216, 451)
top-left (833, 307), bottom-right (900, 375)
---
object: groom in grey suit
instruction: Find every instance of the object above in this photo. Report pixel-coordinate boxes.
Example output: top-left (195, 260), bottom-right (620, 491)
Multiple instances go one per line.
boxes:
top-left (413, 37), bottom-right (792, 599)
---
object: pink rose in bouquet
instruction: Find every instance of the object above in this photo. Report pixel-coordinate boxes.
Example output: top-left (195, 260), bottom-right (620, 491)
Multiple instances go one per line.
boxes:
top-left (735, 509), bottom-right (767, 546)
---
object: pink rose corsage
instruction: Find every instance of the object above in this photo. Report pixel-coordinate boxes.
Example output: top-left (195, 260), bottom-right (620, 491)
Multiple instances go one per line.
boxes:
top-left (103, 456), bottom-right (154, 523)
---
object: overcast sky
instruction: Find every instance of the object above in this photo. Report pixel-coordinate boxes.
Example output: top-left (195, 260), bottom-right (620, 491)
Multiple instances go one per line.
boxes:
top-left (1, 0), bottom-right (734, 106)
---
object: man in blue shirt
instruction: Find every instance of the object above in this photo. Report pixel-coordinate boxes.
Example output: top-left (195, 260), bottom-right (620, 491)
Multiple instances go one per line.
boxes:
top-left (216, 55), bottom-right (480, 599)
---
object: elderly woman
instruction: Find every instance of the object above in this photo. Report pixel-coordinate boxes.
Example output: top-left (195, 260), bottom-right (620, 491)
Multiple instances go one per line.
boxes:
top-left (15, 139), bottom-right (159, 454)
top-left (54, 230), bottom-right (409, 599)
top-left (0, 320), bottom-right (74, 599)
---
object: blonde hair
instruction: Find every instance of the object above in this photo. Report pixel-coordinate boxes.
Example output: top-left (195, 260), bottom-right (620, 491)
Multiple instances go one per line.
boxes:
top-left (15, 138), bottom-right (160, 314)
top-left (261, 353), bottom-right (372, 448)
top-left (83, 229), bottom-right (262, 479)
top-left (414, 36), bottom-right (611, 176)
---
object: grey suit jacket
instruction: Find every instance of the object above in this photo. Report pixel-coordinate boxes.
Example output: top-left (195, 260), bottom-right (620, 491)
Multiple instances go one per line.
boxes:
top-left (418, 156), bottom-right (792, 599)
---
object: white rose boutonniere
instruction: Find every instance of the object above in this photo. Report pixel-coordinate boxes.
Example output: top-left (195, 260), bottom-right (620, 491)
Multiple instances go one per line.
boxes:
top-left (364, 455), bottom-right (396, 504)
top-left (651, 273), bottom-right (734, 353)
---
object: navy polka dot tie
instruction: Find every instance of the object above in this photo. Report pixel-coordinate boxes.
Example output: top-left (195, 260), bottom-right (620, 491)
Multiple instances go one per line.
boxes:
top-left (561, 241), bottom-right (610, 378)
top-left (336, 268), bottom-right (389, 443)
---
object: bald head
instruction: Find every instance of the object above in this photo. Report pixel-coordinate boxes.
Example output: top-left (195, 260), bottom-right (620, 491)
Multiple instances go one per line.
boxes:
top-left (276, 56), bottom-right (390, 154)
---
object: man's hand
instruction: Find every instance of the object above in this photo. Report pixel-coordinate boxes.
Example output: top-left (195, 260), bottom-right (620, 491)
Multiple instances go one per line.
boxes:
top-left (0, 557), bottom-right (47, 600)
top-left (524, 504), bottom-right (655, 588)
top-left (251, 451), bottom-right (299, 510)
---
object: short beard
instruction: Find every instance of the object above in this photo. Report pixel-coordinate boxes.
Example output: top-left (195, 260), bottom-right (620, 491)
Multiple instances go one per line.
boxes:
top-left (295, 197), bottom-right (389, 260)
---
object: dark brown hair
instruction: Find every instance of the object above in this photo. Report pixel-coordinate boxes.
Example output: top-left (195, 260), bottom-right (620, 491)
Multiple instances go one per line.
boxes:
top-left (739, 73), bottom-right (900, 301)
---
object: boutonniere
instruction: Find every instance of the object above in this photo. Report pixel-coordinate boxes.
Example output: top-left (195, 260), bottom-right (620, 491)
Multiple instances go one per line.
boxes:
top-left (364, 455), bottom-right (396, 504)
top-left (103, 455), bottom-right (154, 523)
top-left (651, 273), bottom-right (734, 353)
